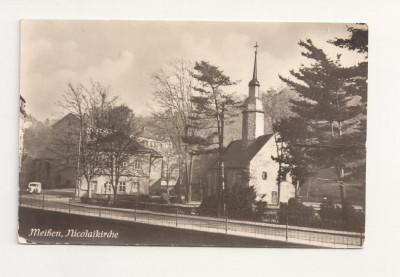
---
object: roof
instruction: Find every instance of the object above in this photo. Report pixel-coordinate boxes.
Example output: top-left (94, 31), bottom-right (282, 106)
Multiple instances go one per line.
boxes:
top-left (210, 134), bottom-right (274, 169)
top-left (134, 141), bottom-right (163, 157)
top-left (52, 113), bottom-right (79, 129)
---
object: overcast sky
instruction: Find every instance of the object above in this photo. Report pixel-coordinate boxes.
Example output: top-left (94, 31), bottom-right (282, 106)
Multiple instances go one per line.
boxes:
top-left (20, 20), bottom-right (366, 121)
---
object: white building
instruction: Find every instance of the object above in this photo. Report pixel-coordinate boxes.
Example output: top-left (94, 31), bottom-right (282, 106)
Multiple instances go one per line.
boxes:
top-left (78, 136), bottom-right (164, 198)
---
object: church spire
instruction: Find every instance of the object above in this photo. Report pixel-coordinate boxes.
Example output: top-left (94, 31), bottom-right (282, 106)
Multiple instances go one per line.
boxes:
top-left (249, 42), bottom-right (260, 87)
top-left (242, 42), bottom-right (265, 148)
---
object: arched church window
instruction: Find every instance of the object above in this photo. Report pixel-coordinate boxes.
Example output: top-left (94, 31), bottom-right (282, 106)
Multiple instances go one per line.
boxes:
top-left (262, 172), bottom-right (267, 180)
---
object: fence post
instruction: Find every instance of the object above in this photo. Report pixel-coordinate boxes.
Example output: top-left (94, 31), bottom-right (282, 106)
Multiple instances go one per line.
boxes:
top-left (19, 191), bottom-right (21, 207)
top-left (42, 193), bottom-right (45, 210)
top-left (176, 210), bottom-right (178, 228)
top-left (360, 233), bottom-right (363, 247)
top-left (69, 199), bottom-right (71, 213)
top-left (99, 201), bottom-right (102, 217)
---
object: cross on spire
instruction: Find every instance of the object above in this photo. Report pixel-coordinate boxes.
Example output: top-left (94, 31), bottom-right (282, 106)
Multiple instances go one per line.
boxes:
top-left (249, 42), bottom-right (260, 87)
top-left (254, 42), bottom-right (259, 54)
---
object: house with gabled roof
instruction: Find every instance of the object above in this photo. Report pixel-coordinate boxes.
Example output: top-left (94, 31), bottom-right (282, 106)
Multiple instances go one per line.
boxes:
top-left (78, 139), bottom-right (163, 198)
top-left (39, 113), bottom-right (164, 197)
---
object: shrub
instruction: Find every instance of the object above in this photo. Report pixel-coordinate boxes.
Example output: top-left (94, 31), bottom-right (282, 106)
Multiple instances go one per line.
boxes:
top-left (278, 198), bottom-right (365, 232)
top-left (319, 200), bottom-right (342, 221)
top-left (170, 196), bottom-right (182, 204)
top-left (199, 186), bottom-right (267, 220)
top-left (198, 195), bottom-right (219, 217)
top-left (278, 198), bottom-right (316, 226)
top-left (342, 201), bottom-right (365, 232)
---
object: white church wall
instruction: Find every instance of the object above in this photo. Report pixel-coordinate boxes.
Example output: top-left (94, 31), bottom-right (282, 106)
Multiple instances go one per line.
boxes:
top-left (249, 134), bottom-right (294, 204)
top-left (249, 136), bottom-right (280, 204)
top-left (280, 181), bottom-right (296, 202)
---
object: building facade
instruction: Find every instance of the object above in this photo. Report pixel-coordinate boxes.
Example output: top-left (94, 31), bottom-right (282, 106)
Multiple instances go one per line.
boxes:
top-left (78, 126), bottom-right (164, 198)
top-left (78, 147), bottom-right (163, 198)
top-left (137, 127), bottom-right (178, 192)
top-left (20, 113), bottom-right (79, 189)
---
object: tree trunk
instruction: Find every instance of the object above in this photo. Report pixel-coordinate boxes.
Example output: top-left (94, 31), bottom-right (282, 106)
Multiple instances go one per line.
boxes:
top-left (165, 156), bottom-right (169, 195)
top-left (184, 151), bottom-right (190, 203)
top-left (75, 125), bottom-right (83, 198)
top-left (339, 181), bottom-right (348, 225)
top-left (219, 105), bottom-right (226, 216)
top-left (338, 121), bottom-right (343, 136)
top-left (177, 153), bottom-right (183, 200)
top-left (275, 135), bottom-right (282, 205)
top-left (187, 153), bottom-right (194, 203)
top-left (330, 121), bottom-right (334, 142)
top-left (88, 186), bottom-right (92, 198)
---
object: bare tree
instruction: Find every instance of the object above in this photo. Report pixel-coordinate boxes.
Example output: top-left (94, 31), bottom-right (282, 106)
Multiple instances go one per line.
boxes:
top-left (57, 81), bottom-right (118, 198)
top-left (152, 60), bottom-right (212, 202)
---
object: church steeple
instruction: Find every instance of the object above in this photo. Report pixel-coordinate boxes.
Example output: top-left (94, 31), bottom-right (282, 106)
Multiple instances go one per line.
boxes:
top-left (249, 42), bottom-right (260, 87)
top-left (242, 42), bottom-right (265, 148)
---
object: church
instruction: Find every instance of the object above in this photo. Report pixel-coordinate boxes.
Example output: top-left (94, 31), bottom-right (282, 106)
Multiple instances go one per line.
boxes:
top-left (203, 44), bottom-right (295, 205)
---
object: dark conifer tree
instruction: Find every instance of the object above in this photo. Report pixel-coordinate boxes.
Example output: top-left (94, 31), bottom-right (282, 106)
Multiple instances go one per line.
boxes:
top-left (278, 37), bottom-right (366, 183)
top-left (191, 61), bottom-right (241, 215)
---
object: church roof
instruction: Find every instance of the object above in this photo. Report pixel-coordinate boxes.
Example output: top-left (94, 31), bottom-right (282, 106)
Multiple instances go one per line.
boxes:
top-left (210, 134), bottom-right (274, 169)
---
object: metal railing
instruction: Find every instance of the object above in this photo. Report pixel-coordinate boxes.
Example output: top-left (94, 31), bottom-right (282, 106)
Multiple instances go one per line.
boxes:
top-left (19, 192), bottom-right (364, 248)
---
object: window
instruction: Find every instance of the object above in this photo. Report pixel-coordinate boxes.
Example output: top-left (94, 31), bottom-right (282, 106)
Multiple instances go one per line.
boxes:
top-left (90, 181), bottom-right (97, 192)
top-left (104, 181), bottom-right (112, 193)
top-left (133, 182), bottom-right (139, 192)
top-left (121, 161), bottom-right (128, 169)
top-left (134, 159), bottom-right (142, 169)
top-left (118, 182), bottom-right (126, 192)
top-left (262, 171), bottom-right (267, 180)
top-left (271, 191), bottom-right (278, 205)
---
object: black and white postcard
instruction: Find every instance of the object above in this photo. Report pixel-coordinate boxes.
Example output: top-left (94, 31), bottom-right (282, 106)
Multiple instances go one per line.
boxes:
top-left (18, 20), bottom-right (367, 248)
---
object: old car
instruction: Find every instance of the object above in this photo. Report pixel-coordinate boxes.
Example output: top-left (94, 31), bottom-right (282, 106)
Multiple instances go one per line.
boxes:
top-left (27, 182), bottom-right (42, 194)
